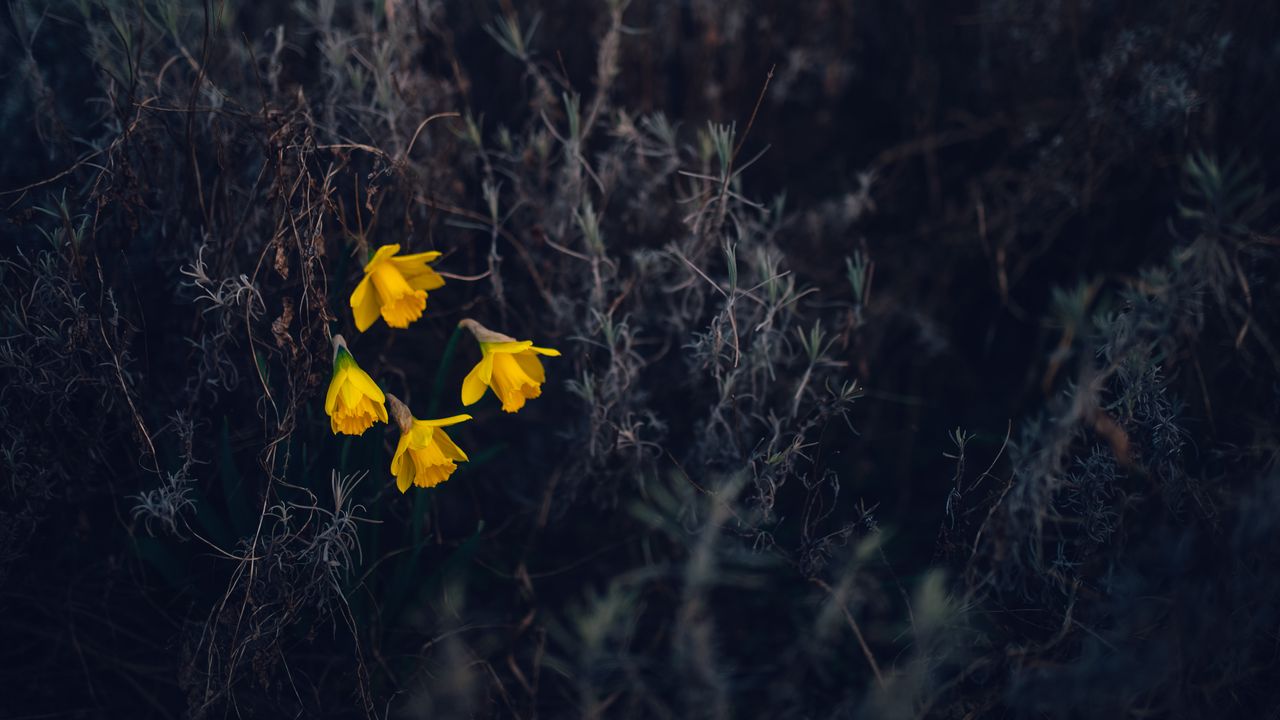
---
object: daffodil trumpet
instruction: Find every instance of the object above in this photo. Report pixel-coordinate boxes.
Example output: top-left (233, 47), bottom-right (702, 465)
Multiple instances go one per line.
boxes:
top-left (385, 393), bottom-right (471, 492)
top-left (458, 318), bottom-right (561, 413)
top-left (350, 243), bottom-right (445, 331)
top-left (325, 334), bottom-right (388, 435)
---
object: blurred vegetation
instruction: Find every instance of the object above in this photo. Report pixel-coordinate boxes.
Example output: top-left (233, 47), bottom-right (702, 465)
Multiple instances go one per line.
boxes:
top-left (2, 0), bottom-right (1279, 717)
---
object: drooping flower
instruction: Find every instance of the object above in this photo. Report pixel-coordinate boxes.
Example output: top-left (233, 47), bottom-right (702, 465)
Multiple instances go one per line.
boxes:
top-left (325, 335), bottom-right (388, 435)
top-left (350, 244), bottom-right (445, 331)
top-left (386, 394), bottom-right (471, 492)
top-left (458, 319), bottom-right (561, 413)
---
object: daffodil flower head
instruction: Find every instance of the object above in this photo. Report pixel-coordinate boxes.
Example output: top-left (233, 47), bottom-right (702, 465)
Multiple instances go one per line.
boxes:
top-left (386, 394), bottom-right (471, 492)
top-left (325, 334), bottom-right (388, 435)
top-left (350, 244), bottom-right (445, 331)
top-left (458, 319), bottom-right (561, 413)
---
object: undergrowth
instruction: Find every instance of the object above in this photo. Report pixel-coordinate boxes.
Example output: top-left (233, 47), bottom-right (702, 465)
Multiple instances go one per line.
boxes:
top-left (2, 0), bottom-right (1278, 718)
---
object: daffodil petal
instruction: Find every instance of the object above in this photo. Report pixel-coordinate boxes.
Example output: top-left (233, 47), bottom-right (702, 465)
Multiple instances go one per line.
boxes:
top-left (368, 244), bottom-right (401, 266)
top-left (433, 428), bottom-right (468, 462)
top-left (324, 368), bottom-right (345, 414)
top-left (402, 264), bottom-right (446, 292)
top-left (392, 433), bottom-right (413, 492)
top-left (340, 380), bottom-right (363, 407)
top-left (388, 414), bottom-right (469, 492)
top-left (483, 340), bottom-right (535, 354)
top-left (420, 414), bottom-right (472, 428)
top-left (351, 276), bottom-right (381, 332)
top-left (529, 345), bottom-right (561, 357)
top-left (378, 288), bottom-right (427, 328)
top-left (490, 353), bottom-right (536, 412)
top-left (513, 350), bottom-right (546, 384)
top-left (461, 361), bottom-right (488, 405)
top-left (495, 352), bottom-right (536, 385)
top-left (390, 251), bottom-right (442, 266)
top-left (346, 365), bottom-right (385, 403)
top-left (391, 251), bottom-right (445, 292)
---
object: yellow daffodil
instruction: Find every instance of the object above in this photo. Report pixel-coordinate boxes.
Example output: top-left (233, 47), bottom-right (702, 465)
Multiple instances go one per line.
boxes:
top-left (386, 394), bottom-right (471, 491)
top-left (325, 335), bottom-right (388, 435)
top-left (458, 319), bottom-right (561, 413)
top-left (350, 244), bottom-right (445, 331)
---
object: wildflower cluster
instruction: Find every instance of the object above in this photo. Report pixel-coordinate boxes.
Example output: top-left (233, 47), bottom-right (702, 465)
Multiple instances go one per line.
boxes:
top-left (324, 245), bottom-right (558, 492)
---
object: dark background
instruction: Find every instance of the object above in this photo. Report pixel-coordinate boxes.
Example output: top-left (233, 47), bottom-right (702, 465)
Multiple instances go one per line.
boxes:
top-left (2, 0), bottom-right (1279, 717)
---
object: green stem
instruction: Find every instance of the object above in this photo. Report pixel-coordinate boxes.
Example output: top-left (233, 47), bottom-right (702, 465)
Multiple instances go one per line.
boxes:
top-left (428, 325), bottom-right (463, 417)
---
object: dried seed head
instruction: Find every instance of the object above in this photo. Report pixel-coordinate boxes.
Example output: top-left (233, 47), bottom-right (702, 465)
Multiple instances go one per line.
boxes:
top-left (458, 318), bottom-right (518, 344)
top-left (385, 393), bottom-right (414, 433)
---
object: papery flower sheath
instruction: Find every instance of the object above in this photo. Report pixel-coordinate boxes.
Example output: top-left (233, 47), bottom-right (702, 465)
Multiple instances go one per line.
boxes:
top-left (350, 244), bottom-right (445, 331)
top-left (458, 319), bottom-right (561, 413)
top-left (386, 394), bottom-right (471, 491)
top-left (325, 335), bottom-right (388, 435)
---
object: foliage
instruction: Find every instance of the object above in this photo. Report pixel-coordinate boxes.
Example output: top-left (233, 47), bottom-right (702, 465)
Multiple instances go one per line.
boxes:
top-left (2, 0), bottom-right (1278, 717)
